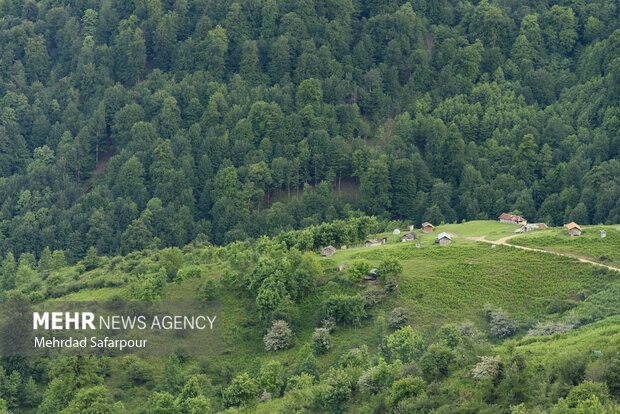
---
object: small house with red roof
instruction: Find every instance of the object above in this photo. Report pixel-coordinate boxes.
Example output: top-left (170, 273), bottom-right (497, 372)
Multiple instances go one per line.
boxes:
top-left (498, 213), bottom-right (527, 225)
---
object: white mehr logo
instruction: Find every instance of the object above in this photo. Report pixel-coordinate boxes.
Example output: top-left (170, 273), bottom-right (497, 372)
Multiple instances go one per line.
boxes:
top-left (33, 312), bottom-right (96, 330)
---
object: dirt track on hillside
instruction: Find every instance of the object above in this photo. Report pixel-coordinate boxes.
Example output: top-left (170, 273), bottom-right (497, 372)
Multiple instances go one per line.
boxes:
top-left (464, 233), bottom-right (620, 273)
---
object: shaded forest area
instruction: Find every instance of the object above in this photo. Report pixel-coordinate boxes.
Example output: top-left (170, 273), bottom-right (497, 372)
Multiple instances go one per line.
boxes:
top-left (0, 0), bottom-right (618, 262)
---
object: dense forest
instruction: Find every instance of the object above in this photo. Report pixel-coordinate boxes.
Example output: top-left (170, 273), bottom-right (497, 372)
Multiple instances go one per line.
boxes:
top-left (0, 0), bottom-right (618, 262)
top-left (0, 0), bottom-right (619, 412)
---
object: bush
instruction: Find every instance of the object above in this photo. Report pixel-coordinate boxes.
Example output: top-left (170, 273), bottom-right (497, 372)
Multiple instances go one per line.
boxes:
top-left (347, 259), bottom-right (371, 282)
top-left (311, 368), bottom-right (352, 413)
top-left (196, 279), bottom-right (217, 302)
top-left (438, 324), bottom-right (461, 348)
top-left (321, 317), bottom-right (336, 333)
top-left (419, 343), bottom-right (454, 380)
top-left (358, 359), bottom-right (402, 394)
top-left (388, 308), bottom-right (409, 329)
top-left (566, 380), bottom-right (610, 408)
top-left (385, 326), bottom-right (425, 364)
top-left (526, 321), bottom-right (573, 337)
top-left (312, 328), bottom-right (331, 355)
top-left (389, 376), bottom-right (425, 407)
top-left (604, 359), bottom-right (620, 398)
top-left (471, 356), bottom-right (503, 380)
top-left (263, 320), bottom-right (293, 351)
top-left (324, 294), bottom-right (366, 326)
top-left (259, 360), bottom-right (284, 397)
top-left (120, 356), bottom-right (154, 386)
top-left (363, 286), bottom-right (385, 308)
top-left (81, 247), bottom-right (101, 271)
top-left (177, 265), bottom-right (203, 282)
top-left (376, 258), bottom-right (403, 280)
top-left (222, 373), bottom-right (258, 407)
top-left (486, 307), bottom-right (519, 339)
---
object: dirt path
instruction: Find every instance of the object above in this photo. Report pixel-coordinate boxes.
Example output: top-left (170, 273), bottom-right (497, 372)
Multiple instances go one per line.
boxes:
top-left (464, 234), bottom-right (620, 273)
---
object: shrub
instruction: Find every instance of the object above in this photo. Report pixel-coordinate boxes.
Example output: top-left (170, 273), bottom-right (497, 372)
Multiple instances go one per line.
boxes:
top-left (160, 247), bottom-right (184, 281)
top-left (471, 356), bottom-right (503, 380)
top-left (376, 258), bottom-right (403, 280)
top-left (311, 368), bottom-right (352, 413)
top-left (604, 359), bottom-right (620, 398)
top-left (358, 359), bottom-right (402, 394)
top-left (346, 259), bottom-right (371, 282)
top-left (259, 360), bottom-right (284, 397)
top-left (486, 307), bottom-right (519, 338)
top-left (321, 317), bottom-right (336, 333)
top-left (177, 265), bottom-right (203, 282)
top-left (263, 320), bottom-right (293, 351)
top-left (363, 286), bottom-right (385, 308)
top-left (526, 321), bottom-right (573, 337)
top-left (81, 247), bottom-right (101, 271)
top-left (222, 373), bottom-right (258, 407)
top-left (419, 344), bottom-right (454, 380)
top-left (385, 326), bottom-right (425, 364)
top-left (438, 324), bottom-right (461, 348)
top-left (120, 356), bottom-right (154, 386)
top-left (565, 380), bottom-right (610, 408)
top-left (338, 346), bottom-right (370, 369)
top-left (323, 294), bottom-right (366, 326)
top-left (196, 279), bottom-right (217, 302)
top-left (388, 308), bottom-right (409, 329)
top-left (389, 376), bottom-right (425, 407)
top-left (311, 328), bottom-right (331, 355)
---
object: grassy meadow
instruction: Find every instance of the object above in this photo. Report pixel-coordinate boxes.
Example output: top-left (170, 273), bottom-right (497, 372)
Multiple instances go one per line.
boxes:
top-left (508, 225), bottom-right (620, 268)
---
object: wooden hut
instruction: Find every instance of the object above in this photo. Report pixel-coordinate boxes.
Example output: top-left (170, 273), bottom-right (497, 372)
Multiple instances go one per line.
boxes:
top-left (421, 222), bottom-right (434, 233)
top-left (435, 232), bottom-right (452, 245)
top-left (565, 222), bottom-right (582, 236)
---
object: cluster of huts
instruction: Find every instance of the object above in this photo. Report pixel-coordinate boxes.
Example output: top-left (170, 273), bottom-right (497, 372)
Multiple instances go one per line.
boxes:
top-left (498, 213), bottom-right (602, 238)
top-left (320, 221), bottom-right (443, 256)
top-left (498, 213), bottom-right (548, 234)
top-left (514, 222), bottom-right (548, 233)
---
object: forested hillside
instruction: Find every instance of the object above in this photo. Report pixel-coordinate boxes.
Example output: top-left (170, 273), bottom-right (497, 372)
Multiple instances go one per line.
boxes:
top-left (0, 0), bottom-right (618, 262)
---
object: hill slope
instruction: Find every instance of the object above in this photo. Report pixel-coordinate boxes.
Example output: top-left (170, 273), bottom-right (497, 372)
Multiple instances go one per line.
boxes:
top-left (1, 220), bottom-right (618, 412)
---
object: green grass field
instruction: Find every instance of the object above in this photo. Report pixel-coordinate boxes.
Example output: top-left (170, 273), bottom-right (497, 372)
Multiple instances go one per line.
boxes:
top-left (322, 239), bottom-right (617, 325)
top-left (508, 225), bottom-right (620, 268)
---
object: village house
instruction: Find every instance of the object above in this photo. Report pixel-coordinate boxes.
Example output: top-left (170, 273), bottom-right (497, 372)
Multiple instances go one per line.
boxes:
top-left (526, 223), bottom-right (547, 230)
top-left (365, 239), bottom-right (382, 247)
top-left (320, 246), bottom-right (336, 257)
top-left (516, 223), bottom-right (548, 232)
top-left (498, 213), bottom-right (527, 225)
top-left (407, 225), bottom-right (414, 231)
top-left (435, 232), bottom-right (452, 245)
top-left (422, 222), bottom-right (434, 233)
top-left (401, 232), bottom-right (416, 242)
top-left (565, 222), bottom-right (582, 236)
